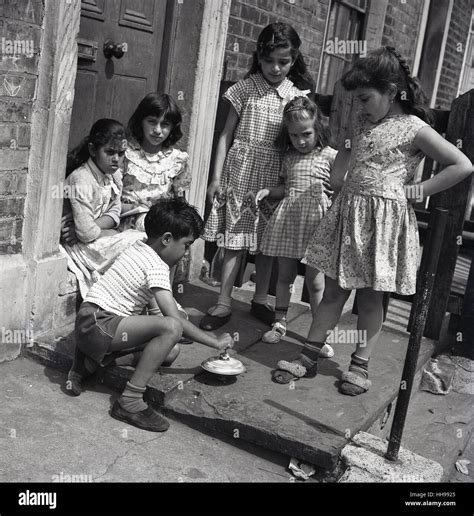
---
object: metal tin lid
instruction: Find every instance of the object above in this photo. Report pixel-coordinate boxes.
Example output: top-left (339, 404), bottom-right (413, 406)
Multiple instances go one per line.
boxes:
top-left (201, 351), bottom-right (245, 376)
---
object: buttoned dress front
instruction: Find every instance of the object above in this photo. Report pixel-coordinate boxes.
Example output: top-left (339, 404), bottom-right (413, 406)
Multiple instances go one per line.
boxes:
top-left (202, 73), bottom-right (309, 253)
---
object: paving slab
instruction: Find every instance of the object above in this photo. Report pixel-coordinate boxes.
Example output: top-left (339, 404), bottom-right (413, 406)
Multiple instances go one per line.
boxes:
top-left (401, 389), bottom-right (474, 481)
top-left (339, 431), bottom-right (443, 482)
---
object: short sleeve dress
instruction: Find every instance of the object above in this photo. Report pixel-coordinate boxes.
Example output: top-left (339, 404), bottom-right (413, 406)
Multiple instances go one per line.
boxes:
top-left (202, 73), bottom-right (309, 253)
top-left (120, 139), bottom-right (190, 230)
top-left (303, 113), bottom-right (429, 295)
top-left (260, 146), bottom-right (337, 259)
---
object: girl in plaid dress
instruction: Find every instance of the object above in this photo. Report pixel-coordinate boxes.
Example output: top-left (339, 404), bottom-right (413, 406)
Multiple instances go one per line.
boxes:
top-left (273, 47), bottom-right (473, 394)
top-left (256, 97), bottom-right (336, 354)
top-left (200, 23), bottom-right (315, 331)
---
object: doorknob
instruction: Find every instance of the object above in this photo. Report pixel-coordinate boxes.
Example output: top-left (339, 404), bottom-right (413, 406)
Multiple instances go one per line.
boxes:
top-left (103, 40), bottom-right (127, 59)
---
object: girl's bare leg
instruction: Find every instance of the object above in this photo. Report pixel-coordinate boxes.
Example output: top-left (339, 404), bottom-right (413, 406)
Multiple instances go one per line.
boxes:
top-left (274, 257), bottom-right (298, 319)
top-left (274, 276), bottom-right (351, 381)
top-left (209, 249), bottom-right (244, 315)
top-left (353, 288), bottom-right (384, 360)
top-left (306, 276), bottom-right (351, 343)
top-left (304, 265), bottom-right (325, 317)
top-left (254, 253), bottom-right (275, 303)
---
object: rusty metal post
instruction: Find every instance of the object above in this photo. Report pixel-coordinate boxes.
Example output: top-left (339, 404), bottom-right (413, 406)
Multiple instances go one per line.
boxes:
top-left (385, 208), bottom-right (448, 462)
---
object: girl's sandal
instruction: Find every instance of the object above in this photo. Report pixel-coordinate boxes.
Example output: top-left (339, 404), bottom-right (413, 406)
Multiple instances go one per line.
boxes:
top-left (339, 371), bottom-right (372, 396)
top-left (271, 360), bottom-right (318, 384)
top-left (199, 304), bottom-right (232, 331)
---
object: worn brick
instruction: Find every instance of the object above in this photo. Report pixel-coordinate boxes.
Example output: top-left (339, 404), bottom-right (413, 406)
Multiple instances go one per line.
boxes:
top-left (0, 73), bottom-right (36, 99)
top-left (0, 125), bottom-right (16, 147)
top-left (3, 0), bottom-right (44, 25)
top-left (228, 17), bottom-right (243, 36)
top-left (0, 20), bottom-right (41, 74)
top-left (0, 100), bottom-right (32, 123)
top-left (16, 124), bottom-right (31, 147)
top-left (0, 196), bottom-right (25, 217)
top-left (0, 170), bottom-right (27, 195)
top-left (0, 240), bottom-right (22, 254)
top-left (0, 149), bottom-right (29, 170)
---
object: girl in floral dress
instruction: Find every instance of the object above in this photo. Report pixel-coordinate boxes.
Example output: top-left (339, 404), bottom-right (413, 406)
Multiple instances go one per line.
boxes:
top-left (273, 47), bottom-right (473, 394)
top-left (256, 96), bottom-right (336, 359)
top-left (120, 93), bottom-right (190, 232)
top-left (200, 23), bottom-right (315, 330)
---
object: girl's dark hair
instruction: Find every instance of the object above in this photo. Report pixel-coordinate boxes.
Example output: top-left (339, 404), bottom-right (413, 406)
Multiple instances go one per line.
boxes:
top-left (66, 119), bottom-right (126, 176)
top-left (128, 92), bottom-right (183, 148)
top-left (145, 196), bottom-right (204, 240)
top-left (276, 96), bottom-right (331, 151)
top-left (341, 46), bottom-right (433, 124)
top-left (246, 23), bottom-right (315, 94)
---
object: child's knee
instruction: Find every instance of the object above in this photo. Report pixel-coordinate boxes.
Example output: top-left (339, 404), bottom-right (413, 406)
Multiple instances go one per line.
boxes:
top-left (162, 316), bottom-right (183, 341)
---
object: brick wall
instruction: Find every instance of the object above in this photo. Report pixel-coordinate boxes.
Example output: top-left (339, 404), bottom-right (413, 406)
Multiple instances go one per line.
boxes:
top-left (381, 0), bottom-right (425, 69)
top-left (0, 0), bottom-right (44, 254)
top-left (224, 0), bottom-right (330, 85)
top-left (435, 0), bottom-right (474, 109)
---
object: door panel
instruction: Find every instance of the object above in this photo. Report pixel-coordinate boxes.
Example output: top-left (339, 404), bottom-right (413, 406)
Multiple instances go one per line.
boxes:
top-left (119, 0), bottom-right (156, 32)
top-left (68, 0), bottom-right (167, 149)
top-left (111, 75), bottom-right (147, 126)
top-left (70, 71), bottom-right (99, 146)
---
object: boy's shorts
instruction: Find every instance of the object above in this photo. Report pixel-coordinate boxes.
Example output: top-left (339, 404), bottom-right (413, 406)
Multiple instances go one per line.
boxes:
top-left (75, 302), bottom-right (125, 365)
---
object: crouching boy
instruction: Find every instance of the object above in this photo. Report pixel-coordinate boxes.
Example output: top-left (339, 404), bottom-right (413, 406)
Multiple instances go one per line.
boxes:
top-left (67, 197), bottom-right (233, 432)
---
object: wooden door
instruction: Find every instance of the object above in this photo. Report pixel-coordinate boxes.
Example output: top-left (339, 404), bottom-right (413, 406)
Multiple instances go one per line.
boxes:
top-left (68, 0), bottom-right (168, 149)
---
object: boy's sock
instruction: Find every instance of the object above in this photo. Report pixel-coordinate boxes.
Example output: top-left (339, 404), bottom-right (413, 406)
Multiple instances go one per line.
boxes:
top-left (118, 381), bottom-right (148, 413)
top-left (253, 294), bottom-right (268, 306)
top-left (274, 306), bottom-right (289, 321)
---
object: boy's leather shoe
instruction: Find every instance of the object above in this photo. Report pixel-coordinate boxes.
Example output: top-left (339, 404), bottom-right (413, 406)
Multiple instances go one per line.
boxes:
top-left (110, 401), bottom-right (170, 432)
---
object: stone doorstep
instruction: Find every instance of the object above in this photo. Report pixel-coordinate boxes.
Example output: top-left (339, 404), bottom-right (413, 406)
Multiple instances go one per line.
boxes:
top-left (25, 280), bottom-right (442, 475)
top-left (339, 431), bottom-right (444, 482)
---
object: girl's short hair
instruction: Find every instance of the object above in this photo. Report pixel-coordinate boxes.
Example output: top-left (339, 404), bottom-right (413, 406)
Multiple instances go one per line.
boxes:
top-left (342, 46), bottom-right (433, 124)
top-left (246, 23), bottom-right (315, 94)
top-left (128, 92), bottom-right (183, 148)
top-left (276, 96), bottom-right (331, 151)
top-left (66, 118), bottom-right (126, 176)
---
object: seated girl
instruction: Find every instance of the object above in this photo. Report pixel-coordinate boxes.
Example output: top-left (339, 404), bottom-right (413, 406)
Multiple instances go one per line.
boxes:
top-left (120, 93), bottom-right (191, 232)
top-left (61, 119), bottom-right (145, 297)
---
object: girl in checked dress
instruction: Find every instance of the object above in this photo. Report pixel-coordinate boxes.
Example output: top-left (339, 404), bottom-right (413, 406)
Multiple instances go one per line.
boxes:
top-left (201, 23), bottom-right (315, 330)
top-left (272, 47), bottom-right (473, 394)
top-left (256, 96), bottom-right (336, 360)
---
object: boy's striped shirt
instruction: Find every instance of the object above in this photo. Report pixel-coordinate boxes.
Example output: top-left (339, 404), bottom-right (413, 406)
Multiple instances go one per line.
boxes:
top-left (86, 240), bottom-right (171, 316)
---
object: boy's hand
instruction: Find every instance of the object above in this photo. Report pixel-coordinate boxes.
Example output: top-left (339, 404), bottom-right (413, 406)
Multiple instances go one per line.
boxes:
top-left (216, 333), bottom-right (234, 351)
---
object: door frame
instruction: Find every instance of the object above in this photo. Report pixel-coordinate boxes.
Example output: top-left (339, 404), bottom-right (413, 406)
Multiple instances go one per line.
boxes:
top-left (185, 0), bottom-right (232, 280)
